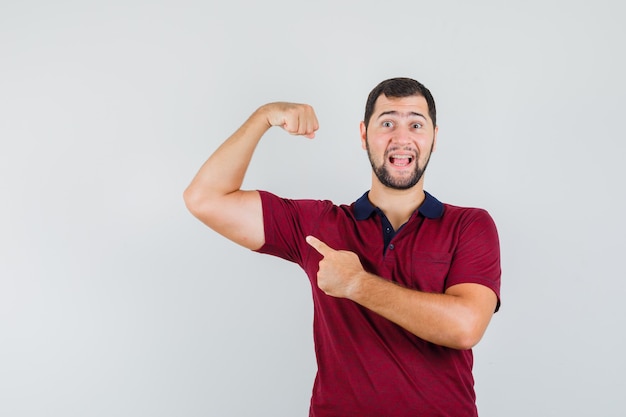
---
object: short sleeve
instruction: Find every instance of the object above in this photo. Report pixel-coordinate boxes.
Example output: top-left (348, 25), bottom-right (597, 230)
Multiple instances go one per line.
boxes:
top-left (446, 209), bottom-right (502, 311)
top-left (255, 190), bottom-right (331, 266)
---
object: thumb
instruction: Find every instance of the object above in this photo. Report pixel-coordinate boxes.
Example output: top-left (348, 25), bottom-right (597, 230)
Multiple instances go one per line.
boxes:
top-left (306, 235), bottom-right (333, 256)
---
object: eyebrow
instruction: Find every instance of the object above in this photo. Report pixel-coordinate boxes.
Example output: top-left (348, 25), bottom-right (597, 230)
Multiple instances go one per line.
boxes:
top-left (376, 110), bottom-right (427, 120)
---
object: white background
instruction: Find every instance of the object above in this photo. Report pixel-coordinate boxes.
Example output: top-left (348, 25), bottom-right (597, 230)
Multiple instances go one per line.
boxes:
top-left (1, 1), bottom-right (625, 416)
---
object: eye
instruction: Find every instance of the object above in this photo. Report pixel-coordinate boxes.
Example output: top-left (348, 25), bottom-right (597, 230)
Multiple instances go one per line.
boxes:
top-left (382, 121), bottom-right (394, 128)
top-left (412, 123), bottom-right (423, 129)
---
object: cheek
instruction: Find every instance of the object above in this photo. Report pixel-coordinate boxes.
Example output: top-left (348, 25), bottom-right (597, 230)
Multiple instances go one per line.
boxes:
top-left (418, 137), bottom-right (435, 155)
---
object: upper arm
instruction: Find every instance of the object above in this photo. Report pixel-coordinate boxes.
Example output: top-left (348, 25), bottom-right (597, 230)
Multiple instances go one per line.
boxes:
top-left (440, 210), bottom-right (501, 347)
top-left (184, 189), bottom-right (265, 250)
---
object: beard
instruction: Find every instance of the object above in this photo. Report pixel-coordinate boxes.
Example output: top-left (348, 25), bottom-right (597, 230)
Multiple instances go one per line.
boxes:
top-left (366, 141), bottom-right (433, 190)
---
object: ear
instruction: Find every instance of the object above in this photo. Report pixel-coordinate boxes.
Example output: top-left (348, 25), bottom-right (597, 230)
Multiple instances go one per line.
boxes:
top-left (360, 121), bottom-right (367, 150)
top-left (432, 125), bottom-right (439, 152)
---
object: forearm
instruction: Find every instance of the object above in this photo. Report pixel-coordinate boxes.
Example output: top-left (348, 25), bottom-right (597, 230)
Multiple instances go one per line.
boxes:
top-left (349, 273), bottom-right (494, 350)
top-left (306, 236), bottom-right (497, 350)
top-left (184, 108), bottom-right (270, 204)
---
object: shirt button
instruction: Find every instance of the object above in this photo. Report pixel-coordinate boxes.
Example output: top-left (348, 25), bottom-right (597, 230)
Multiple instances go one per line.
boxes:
top-left (388, 244), bottom-right (395, 250)
top-left (386, 227), bottom-right (391, 233)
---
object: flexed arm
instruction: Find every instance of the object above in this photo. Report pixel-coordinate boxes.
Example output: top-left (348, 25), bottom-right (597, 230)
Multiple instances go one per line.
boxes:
top-left (184, 103), bottom-right (319, 250)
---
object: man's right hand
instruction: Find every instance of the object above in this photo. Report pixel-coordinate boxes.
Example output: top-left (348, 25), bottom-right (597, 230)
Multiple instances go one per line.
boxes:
top-left (260, 102), bottom-right (319, 139)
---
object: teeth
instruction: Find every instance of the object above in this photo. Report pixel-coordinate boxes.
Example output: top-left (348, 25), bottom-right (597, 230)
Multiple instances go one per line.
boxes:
top-left (390, 155), bottom-right (413, 163)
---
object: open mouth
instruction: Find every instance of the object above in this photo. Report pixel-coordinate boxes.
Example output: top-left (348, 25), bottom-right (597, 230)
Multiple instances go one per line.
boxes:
top-left (389, 154), bottom-right (414, 167)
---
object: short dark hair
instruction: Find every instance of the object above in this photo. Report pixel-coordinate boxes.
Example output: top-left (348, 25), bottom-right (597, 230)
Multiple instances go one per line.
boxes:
top-left (363, 77), bottom-right (437, 129)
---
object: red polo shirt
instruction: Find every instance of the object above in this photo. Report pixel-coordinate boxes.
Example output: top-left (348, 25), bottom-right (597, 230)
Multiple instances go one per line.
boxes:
top-left (256, 190), bottom-right (501, 417)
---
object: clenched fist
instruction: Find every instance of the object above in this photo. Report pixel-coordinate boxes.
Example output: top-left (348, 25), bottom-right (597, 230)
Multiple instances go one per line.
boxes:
top-left (260, 102), bottom-right (319, 139)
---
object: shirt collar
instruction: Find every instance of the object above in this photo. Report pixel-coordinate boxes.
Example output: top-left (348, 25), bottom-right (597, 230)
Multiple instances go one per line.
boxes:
top-left (354, 190), bottom-right (444, 220)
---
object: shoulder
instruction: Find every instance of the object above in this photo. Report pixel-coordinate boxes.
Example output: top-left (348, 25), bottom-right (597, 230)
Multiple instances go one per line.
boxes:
top-left (258, 190), bottom-right (356, 210)
top-left (441, 202), bottom-right (496, 226)
top-left (427, 201), bottom-right (499, 245)
top-left (258, 190), bottom-right (337, 209)
top-left (257, 190), bottom-right (355, 221)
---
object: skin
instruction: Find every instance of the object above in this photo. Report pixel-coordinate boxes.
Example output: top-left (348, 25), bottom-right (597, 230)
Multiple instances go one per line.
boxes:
top-left (361, 95), bottom-right (438, 229)
top-left (184, 96), bottom-right (497, 350)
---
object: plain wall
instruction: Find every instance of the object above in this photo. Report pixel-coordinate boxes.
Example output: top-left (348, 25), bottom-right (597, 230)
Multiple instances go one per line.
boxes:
top-left (1, 0), bottom-right (625, 416)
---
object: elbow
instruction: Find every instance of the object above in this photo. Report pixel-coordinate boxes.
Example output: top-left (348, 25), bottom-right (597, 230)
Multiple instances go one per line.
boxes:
top-left (183, 186), bottom-right (212, 220)
top-left (452, 330), bottom-right (483, 351)
top-left (183, 186), bottom-right (229, 233)
top-left (448, 317), bottom-right (487, 350)
top-left (183, 186), bottom-right (199, 215)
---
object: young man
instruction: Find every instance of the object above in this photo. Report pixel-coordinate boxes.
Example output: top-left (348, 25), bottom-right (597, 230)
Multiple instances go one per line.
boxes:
top-left (184, 78), bottom-right (501, 416)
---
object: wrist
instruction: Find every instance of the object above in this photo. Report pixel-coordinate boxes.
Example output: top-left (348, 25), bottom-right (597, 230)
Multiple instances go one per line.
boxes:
top-left (347, 271), bottom-right (377, 302)
top-left (250, 104), bottom-right (274, 130)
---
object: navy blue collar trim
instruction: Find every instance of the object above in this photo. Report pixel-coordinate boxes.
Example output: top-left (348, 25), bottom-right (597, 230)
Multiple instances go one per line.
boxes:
top-left (354, 191), bottom-right (444, 220)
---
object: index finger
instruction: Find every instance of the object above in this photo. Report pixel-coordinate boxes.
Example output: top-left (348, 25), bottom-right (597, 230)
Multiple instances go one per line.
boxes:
top-left (306, 235), bottom-right (333, 256)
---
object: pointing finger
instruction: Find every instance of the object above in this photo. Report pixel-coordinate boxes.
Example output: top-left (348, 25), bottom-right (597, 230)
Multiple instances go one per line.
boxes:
top-left (306, 235), bottom-right (333, 256)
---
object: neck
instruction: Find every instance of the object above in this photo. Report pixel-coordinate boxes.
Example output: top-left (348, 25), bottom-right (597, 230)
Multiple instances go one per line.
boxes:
top-left (368, 180), bottom-right (426, 230)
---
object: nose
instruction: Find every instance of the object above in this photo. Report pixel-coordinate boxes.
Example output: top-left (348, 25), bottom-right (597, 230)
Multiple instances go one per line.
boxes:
top-left (390, 126), bottom-right (411, 146)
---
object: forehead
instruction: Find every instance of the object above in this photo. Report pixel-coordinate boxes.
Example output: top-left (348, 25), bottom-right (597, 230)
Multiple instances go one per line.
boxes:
top-left (372, 94), bottom-right (430, 119)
